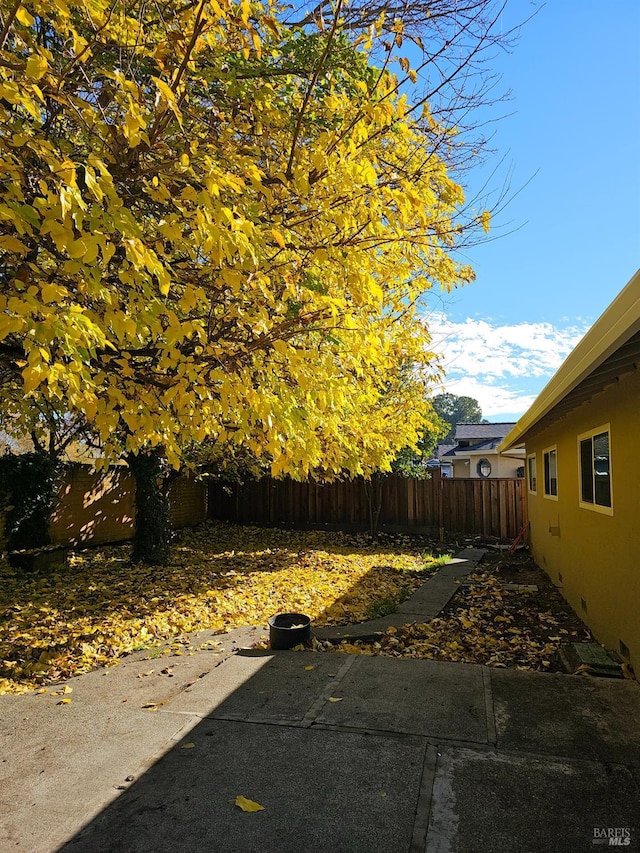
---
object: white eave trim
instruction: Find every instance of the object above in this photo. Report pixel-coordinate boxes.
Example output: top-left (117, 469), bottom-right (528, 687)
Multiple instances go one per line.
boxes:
top-left (499, 269), bottom-right (640, 452)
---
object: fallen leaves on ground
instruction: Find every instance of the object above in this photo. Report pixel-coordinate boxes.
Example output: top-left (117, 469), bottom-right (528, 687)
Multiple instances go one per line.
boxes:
top-left (318, 566), bottom-right (593, 672)
top-left (0, 523), bottom-right (439, 694)
top-left (235, 796), bottom-right (265, 813)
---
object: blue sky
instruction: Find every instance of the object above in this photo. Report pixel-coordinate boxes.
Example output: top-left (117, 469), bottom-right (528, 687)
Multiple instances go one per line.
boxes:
top-left (423, 0), bottom-right (640, 421)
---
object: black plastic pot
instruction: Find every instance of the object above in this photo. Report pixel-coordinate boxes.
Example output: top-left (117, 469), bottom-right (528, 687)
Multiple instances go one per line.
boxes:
top-left (268, 613), bottom-right (311, 650)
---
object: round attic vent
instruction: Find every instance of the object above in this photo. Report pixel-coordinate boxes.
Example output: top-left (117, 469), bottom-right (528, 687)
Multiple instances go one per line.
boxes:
top-left (477, 458), bottom-right (491, 478)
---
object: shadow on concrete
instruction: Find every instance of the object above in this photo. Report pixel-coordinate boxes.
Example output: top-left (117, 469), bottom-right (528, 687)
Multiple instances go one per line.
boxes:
top-left (57, 651), bottom-right (430, 853)
top-left (53, 649), bottom-right (640, 853)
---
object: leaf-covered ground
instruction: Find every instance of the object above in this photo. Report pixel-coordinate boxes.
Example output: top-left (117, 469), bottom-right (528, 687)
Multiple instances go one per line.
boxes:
top-left (319, 551), bottom-right (594, 672)
top-left (0, 523), bottom-right (440, 694)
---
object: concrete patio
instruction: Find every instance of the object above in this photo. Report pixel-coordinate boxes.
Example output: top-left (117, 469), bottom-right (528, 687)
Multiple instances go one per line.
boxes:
top-left (1, 549), bottom-right (638, 852)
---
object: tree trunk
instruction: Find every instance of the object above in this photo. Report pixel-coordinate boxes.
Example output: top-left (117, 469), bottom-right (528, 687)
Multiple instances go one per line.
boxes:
top-left (128, 448), bottom-right (170, 565)
top-left (364, 474), bottom-right (384, 541)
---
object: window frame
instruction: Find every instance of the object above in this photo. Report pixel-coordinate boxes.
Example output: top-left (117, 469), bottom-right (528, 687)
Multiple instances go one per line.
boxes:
top-left (527, 453), bottom-right (537, 495)
top-left (578, 424), bottom-right (613, 516)
top-left (542, 445), bottom-right (558, 500)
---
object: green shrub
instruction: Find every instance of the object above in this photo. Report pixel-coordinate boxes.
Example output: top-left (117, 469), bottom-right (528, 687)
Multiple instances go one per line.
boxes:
top-left (0, 453), bottom-right (61, 551)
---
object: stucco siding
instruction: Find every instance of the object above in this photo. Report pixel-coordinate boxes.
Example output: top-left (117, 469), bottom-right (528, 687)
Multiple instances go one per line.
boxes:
top-left (451, 454), bottom-right (523, 479)
top-left (472, 454), bottom-right (523, 479)
top-left (501, 455), bottom-right (525, 478)
top-left (451, 460), bottom-right (470, 478)
top-left (525, 367), bottom-right (640, 673)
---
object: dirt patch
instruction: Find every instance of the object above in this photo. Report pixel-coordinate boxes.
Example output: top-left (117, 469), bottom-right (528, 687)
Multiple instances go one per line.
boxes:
top-left (446, 548), bottom-right (594, 670)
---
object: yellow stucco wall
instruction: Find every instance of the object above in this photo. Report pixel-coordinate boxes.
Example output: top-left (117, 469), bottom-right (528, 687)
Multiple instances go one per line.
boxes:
top-left (525, 367), bottom-right (640, 673)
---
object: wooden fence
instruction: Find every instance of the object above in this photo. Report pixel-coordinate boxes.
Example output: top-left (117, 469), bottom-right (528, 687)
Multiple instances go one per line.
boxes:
top-left (208, 474), bottom-right (527, 540)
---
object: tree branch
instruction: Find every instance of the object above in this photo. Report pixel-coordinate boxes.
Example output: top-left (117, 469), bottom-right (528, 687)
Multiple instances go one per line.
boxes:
top-left (0, 0), bottom-right (21, 51)
top-left (286, 0), bottom-right (343, 179)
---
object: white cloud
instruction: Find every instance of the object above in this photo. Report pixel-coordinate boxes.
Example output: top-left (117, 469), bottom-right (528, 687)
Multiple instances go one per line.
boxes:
top-left (425, 314), bottom-right (590, 419)
top-left (431, 375), bottom-right (537, 419)
top-left (430, 315), bottom-right (587, 379)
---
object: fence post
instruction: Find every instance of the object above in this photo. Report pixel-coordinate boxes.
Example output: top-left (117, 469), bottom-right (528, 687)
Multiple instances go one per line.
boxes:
top-left (438, 469), bottom-right (444, 543)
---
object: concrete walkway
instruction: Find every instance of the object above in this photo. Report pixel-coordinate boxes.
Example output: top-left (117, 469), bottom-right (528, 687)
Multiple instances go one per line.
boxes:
top-left (1, 551), bottom-right (639, 852)
top-left (314, 547), bottom-right (486, 642)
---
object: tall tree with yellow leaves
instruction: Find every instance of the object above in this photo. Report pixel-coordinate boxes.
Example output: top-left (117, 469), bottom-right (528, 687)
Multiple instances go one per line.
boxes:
top-left (0, 0), bottom-right (491, 561)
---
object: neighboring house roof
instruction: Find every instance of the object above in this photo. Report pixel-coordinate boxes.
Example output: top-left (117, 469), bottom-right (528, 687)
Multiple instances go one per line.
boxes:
top-left (434, 443), bottom-right (456, 457)
top-left (464, 438), bottom-right (506, 453)
top-left (500, 269), bottom-right (640, 452)
top-left (439, 444), bottom-right (479, 458)
top-left (425, 455), bottom-right (446, 467)
top-left (439, 439), bottom-right (515, 458)
top-left (438, 447), bottom-right (458, 459)
top-left (454, 423), bottom-right (516, 441)
top-left (437, 436), bottom-right (521, 460)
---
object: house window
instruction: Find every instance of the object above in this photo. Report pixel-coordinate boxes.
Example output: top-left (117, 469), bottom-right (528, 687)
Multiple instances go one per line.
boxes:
top-left (527, 454), bottom-right (537, 494)
top-left (579, 425), bottom-right (612, 514)
top-left (477, 458), bottom-right (491, 478)
top-left (543, 447), bottom-right (558, 498)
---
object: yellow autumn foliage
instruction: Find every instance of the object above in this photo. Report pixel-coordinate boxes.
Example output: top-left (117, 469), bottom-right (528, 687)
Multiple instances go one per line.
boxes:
top-left (0, 0), bottom-right (483, 474)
